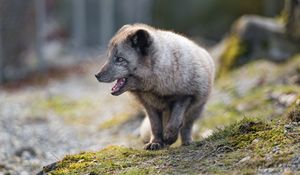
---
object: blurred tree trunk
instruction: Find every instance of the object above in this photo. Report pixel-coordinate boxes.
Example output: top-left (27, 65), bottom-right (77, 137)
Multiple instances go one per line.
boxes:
top-left (0, 0), bottom-right (34, 81)
top-left (0, 25), bottom-right (3, 82)
top-left (72, 0), bottom-right (86, 51)
top-left (285, 0), bottom-right (300, 40)
top-left (35, 0), bottom-right (46, 72)
top-left (99, 0), bottom-right (114, 46)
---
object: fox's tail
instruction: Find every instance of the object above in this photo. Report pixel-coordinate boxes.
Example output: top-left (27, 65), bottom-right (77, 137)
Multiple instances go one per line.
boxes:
top-left (139, 116), bottom-right (151, 143)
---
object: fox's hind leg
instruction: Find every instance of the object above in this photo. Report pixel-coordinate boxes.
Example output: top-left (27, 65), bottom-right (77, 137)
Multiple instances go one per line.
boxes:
top-left (180, 102), bottom-right (205, 146)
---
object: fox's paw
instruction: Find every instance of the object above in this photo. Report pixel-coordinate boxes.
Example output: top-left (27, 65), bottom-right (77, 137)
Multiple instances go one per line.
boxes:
top-left (163, 128), bottom-right (179, 145)
top-left (181, 140), bottom-right (192, 146)
top-left (143, 142), bottom-right (164, 150)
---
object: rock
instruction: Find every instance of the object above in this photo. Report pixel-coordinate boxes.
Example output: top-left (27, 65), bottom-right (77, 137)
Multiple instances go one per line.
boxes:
top-left (238, 156), bottom-right (251, 164)
top-left (252, 138), bottom-right (260, 144)
top-left (37, 162), bottom-right (57, 175)
top-left (15, 147), bottom-right (36, 159)
top-left (201, 129), bottom-right (213, 138)
top-left (272, 145), bottom-right (280, 154)
top-left (268, 92), bottom-right (297, 107)
top-left (287, 107), bottom-right (300, 122)
top-left (236, 15), bottom-right (299, 61)
top-left (215, 12), bottom-right (300, 75)
top-left (20, 171), bottom-right (29, 175)
top-left (278, 93), bottom-right (297, 107)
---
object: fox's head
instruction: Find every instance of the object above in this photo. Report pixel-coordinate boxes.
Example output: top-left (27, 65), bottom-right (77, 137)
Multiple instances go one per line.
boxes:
top-left (95, 24), bottom-right (155, 96)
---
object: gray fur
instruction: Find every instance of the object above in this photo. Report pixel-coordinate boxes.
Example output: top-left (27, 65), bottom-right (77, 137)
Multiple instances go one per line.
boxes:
top-left (96, 24), bottom-right (215, 150)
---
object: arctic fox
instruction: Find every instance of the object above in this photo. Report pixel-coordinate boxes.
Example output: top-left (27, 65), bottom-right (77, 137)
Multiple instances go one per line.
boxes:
top-left (95, 24), bottom-right (215, 150)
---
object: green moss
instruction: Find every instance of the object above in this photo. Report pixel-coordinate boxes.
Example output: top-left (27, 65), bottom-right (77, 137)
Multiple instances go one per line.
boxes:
top-left (33, 93), bottom-right (143, 127)
top-left (119, 167), bottom-right (155, 175)
top-left (203, 118), bottom-right (298, 172)
top-left (33, 95), bottom-right (100, 125)
top-left (40, 96), bottom-right (91, 116)
top-left (43, 117), bottom-right (300, 174)
top-left (286, 96), bottom-right (300, 122)
top-left (218, 35), bottom-right (248, 77)
top-left (41, 96), bottom-right (92, 116)
top-left (49, 146), bottom-right (162, 175)
top-left (99, 112), bottom-right (138, 130)
top-left (276, 9), bottom-right (288, 25)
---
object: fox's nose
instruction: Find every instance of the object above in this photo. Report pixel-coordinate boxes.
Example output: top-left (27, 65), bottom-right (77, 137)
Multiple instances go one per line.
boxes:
top-left (95, 73), bottom-right (101, 81)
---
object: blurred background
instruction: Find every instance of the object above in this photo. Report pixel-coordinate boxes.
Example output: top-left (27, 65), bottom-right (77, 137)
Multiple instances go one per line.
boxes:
top-left (0, 0), bottom-right (283, 82)
top-left (1, 0), bottom-right (300, 174)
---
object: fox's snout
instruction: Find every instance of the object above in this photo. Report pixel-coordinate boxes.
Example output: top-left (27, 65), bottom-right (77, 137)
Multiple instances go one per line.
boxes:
top-left (95, 73), bottom-right (102, 82)
top-left (95, 71), bottom-right (110, 82)
top-left (95, 64), bottom-right (115, 83)
top-left (95, 63), bottom-right (111, 82)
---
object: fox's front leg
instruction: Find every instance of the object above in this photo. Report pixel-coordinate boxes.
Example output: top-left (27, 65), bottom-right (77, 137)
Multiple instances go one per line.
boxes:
top-left (163, 97), bottom-right (191, 145)
top-left (143, 105), bottom-right (164, 150)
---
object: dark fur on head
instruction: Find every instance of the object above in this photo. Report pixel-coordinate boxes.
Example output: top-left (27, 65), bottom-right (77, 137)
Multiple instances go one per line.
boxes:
top-left (129, 29), bottom-right (152, 56)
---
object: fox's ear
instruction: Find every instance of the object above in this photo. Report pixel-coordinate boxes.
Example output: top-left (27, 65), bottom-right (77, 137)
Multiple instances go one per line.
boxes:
top-left (129, 29), bottom-right (152, 55)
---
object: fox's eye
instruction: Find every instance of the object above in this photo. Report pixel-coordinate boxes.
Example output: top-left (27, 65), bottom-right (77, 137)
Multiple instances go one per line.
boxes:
top-left (116, 57), bottom-right (125, 62)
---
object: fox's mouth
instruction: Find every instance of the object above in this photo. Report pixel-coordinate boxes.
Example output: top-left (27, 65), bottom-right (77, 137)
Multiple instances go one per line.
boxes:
top-left (111, 78), bottom-right (127, 96)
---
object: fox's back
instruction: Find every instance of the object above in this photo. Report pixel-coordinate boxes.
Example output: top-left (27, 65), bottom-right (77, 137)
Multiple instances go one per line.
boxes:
top-left (148, 29), bottom-right (215, 96)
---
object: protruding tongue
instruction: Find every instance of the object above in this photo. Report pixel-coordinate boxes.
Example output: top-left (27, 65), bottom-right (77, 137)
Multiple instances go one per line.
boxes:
top-left (111, 78), bottom-right (126, 93)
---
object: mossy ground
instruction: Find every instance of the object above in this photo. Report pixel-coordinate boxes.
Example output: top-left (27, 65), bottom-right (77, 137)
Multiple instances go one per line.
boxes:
top-left (43, 116), bottom-right (300, 174)
top-left (41, 54), bottom-right (300, 174)
top-left (194, 55), bottom-right (300, 139)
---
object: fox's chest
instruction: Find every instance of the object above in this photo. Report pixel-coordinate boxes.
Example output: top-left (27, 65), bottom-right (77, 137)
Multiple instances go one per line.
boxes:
top-left (132, 92), bottom-right (185, 111)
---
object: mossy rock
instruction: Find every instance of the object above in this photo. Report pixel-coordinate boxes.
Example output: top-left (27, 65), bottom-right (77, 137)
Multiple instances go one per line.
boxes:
top-left (286, 97), bottom-right (300, 122)
top-left (40, 117), bottom-right (300, 174)
top-left (218, 35), bottom-right (248, 76)
top-left (217, 15), bottom-right (300, 77)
